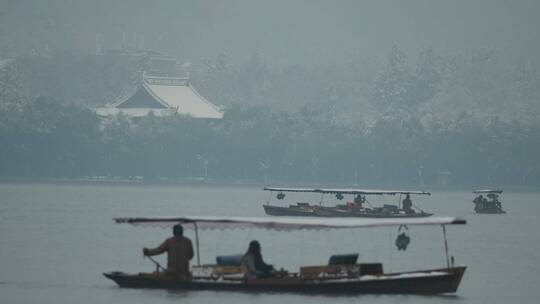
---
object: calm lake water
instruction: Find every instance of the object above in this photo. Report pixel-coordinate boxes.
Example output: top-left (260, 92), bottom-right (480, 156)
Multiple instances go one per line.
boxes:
top-left (1, 182), bottom-right (540, 304)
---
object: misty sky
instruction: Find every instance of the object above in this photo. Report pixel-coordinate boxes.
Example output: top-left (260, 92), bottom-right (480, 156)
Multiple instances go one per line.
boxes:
top-left (2, 0), bottom-right (540, 65)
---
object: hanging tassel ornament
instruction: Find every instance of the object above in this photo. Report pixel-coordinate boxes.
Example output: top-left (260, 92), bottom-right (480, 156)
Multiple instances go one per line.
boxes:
top-left (395, 225), bottom-right (410, 251)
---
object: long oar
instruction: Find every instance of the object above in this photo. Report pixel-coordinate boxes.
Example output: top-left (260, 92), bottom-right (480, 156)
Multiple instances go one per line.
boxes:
top-left (144, 255), bottom-right (166, 272)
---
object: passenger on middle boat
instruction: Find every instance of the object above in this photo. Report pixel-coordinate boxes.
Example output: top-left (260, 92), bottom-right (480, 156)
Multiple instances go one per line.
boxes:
top-left (402, 194), bottom-right (414, 214)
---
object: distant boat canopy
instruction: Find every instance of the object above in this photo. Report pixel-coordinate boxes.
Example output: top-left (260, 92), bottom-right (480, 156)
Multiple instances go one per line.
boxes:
top-left (264, 187), bottom-right (431, 196)
top-left (263, 187), bottom-right (320, 193)
top-left (472, 189), bottom-right (503, 194)
top-left (113, 215), bottom-right (465, 230)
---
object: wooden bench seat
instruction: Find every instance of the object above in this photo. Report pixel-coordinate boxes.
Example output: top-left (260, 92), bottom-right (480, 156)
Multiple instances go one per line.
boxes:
top-left (192, 265), bottom-right (246, 279)
top-left (300, 263), bottom-right (383, 278)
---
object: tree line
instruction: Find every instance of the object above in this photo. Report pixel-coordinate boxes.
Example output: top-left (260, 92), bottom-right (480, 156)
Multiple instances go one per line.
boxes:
top-left (1, 47), bottom-right (540, 187)
top-left (0, 96), bottom-right (539, 187)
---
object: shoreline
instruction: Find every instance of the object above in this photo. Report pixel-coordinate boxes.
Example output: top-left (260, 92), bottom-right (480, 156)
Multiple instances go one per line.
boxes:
top-left (0, 177), bottom-right (538, 192)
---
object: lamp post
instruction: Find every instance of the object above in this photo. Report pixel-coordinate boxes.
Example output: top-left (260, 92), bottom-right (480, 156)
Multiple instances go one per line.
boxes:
top-left (196, 154), bottom-right (208, 180)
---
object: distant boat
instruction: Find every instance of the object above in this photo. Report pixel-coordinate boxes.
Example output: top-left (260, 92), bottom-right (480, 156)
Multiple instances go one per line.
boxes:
top-left (104, 215), bottom-right (466, 294)
top-left (472, 189), bottom-right (506, 214)
top-left (263, 187), bottom-right (433, 218)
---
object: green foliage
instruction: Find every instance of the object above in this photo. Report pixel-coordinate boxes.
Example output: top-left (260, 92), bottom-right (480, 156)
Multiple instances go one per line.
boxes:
top-left (1, 96), bottom-right (539, 186)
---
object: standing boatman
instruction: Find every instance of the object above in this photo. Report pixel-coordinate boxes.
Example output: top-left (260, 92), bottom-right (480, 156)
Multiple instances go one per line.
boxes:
top-left (143, 224), bottom-right (194, 278)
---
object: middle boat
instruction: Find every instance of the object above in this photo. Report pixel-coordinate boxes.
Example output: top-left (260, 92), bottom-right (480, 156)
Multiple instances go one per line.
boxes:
top-left (263, 187), bottom-right (433, 218)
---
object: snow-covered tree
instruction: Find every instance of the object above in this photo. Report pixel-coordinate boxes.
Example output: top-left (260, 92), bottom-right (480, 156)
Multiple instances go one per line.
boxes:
top-left (371, 45), bottom-right (412, 112)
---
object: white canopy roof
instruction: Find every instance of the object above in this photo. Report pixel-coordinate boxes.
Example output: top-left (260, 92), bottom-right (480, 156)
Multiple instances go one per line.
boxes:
top-left (473, 189), bottom-right (503, 194)
top-left (264, 187), bottom-right (319, 193)
top-left (114, 215), bottom-right (465, 231)
top-left (264, 187), bottom-right (430, 196)
top-left (317, 188), bottom-right (430, 196)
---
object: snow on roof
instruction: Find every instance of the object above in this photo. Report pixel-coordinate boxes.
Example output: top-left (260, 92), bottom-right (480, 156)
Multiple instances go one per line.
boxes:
top-left (96, 75), bottom-right (223, 119)
top-left (114, 215), bottom-right (466, 231)
top-left (94, 107), bottom-right (176, 117)
top-left (144, 77), bottom-right (223, 119)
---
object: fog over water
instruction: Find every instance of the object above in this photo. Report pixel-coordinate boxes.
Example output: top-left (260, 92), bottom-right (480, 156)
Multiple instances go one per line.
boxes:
top-left (2, 1), bottom-right (540, 188)
top-left (2, 0), bottom-right (540, 64)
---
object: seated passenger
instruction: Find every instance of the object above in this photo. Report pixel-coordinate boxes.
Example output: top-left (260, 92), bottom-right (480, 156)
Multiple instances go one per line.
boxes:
top-left (491, 194), bottom-right (501, 208)
top-left (402, 194), bottom-right (414, 214)
top-left (495, 198), bottom-right (502, 209)
top-left (473, 195), bottom-right (483, 205)
top-left (473, 195), bottom-right (485, 210)
top-left (353, 195), bottom-right (365, 209)
top-left (241, 240), bottom-right (274, 279)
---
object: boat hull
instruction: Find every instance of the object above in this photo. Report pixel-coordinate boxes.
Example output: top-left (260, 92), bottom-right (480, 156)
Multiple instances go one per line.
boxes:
top-left (475, 208), bottom-right (506, 214)
top-left (263, 205), bottom-right (433, 218)
top-left (263, 205), bottom-right (318, 216)
top-left (315, 208), bottom-right (433, 218)
top-left (104, 267), bottom-right (465, 295)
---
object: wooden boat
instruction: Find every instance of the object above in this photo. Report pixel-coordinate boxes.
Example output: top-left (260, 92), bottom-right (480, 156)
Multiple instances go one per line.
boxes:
top-left (472, 190), bottom-right (505, 214)
top-left (261, 187), bottom-right (320, 216)
top-left (263, 187), bottom-right (433, 218)
top-left (315, 208), bottom-right (433, 218)
top-left (104, 267), bottom-right (465, 294)
top-left (104, 216), bottom-right (467, 294)
top-left (263, 203), bottom-right (320, 216)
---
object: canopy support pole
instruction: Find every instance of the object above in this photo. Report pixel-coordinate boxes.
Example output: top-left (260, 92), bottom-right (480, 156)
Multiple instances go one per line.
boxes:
top-left (442, 224), bottom-right (450, 268)
top-left (194, 222), bottom-right (201, 266)
top-left (267, 191), bottom-right (272, 205)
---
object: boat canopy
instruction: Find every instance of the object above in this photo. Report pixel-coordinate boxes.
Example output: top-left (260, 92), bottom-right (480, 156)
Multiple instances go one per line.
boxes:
top-left (264, 187), bottom-right (318, 193)
top-left (473, 189), bottom-right (503, 194)
top-left (316, 188), bottom-right (431, 196)
top-left (114, 215), bottom-right (465, 231)
top-left (264, 187), bottom-right (430, 196)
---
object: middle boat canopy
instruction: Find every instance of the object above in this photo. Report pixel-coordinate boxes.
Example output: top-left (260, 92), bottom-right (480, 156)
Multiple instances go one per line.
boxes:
top-left (114, 215), bottom-right (465, 231)
top-left (264, 187), bottom-right (430, 196)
